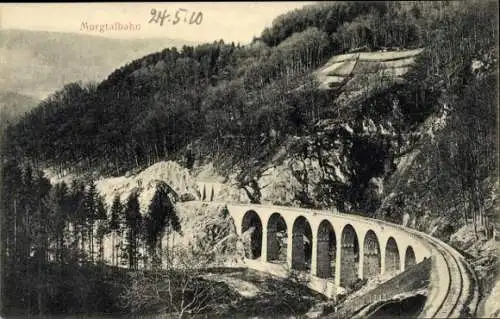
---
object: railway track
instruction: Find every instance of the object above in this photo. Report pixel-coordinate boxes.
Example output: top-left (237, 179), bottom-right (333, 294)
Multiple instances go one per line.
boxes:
top-left (412, 231), bottom-right (479, 318)
top-left (318, 210), bottom-right (480, 318)
top-left (430, 241), bottom-right (464, 317)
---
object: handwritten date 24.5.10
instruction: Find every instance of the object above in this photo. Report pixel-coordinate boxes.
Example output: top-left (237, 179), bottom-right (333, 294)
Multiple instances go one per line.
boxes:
top-left (149, 8), bottom-right (203, 26)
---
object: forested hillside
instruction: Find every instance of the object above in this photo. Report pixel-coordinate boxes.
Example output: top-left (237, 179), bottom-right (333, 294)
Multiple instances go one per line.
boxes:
top-left (0, 1), bottom-right (498, 316)
top-left (0, 2), bottom-right (437, 171)
top-left (3, 1), bottom-right (496, 213)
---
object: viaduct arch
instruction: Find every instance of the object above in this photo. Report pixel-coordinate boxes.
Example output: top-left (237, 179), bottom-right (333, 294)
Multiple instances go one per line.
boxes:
top-left (236, 205), bottom-right (427, 291)
top-left (226, 203), bottom-right (479, 318)
top-left (241, 210), bottom-right (262, 259)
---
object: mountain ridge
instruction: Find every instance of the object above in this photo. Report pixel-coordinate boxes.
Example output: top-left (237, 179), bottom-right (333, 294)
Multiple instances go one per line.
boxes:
top-left (0, 28), bottom-right (197, 127)
top-left (1, 28), bottom-right (198, 44)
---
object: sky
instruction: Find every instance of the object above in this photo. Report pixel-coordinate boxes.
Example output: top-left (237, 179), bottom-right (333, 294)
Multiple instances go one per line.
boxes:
top-left (0, 2), bottom-right (313, 44)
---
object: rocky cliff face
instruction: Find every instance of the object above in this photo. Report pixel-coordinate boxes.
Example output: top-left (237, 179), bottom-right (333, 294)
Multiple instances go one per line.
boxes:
top-left (223, 47), bottom-right (496, 241)
top-left (224, 49), bottom-right (429, 215)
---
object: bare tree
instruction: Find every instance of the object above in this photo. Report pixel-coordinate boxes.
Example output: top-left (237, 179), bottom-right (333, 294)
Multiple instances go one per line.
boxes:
top-left (121, 245), bottom-right (225, 318)
top-left (234, 163), bottom-right (274, 204)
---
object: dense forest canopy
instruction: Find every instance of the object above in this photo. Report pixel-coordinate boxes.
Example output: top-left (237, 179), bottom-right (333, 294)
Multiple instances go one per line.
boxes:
top-left (1, 0), bottom-right (497, 220)
top-left (2, 1), bottom-right (496, 180)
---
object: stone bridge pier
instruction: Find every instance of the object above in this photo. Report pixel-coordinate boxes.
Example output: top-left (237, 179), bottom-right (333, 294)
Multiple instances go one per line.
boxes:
top-left (226, 203), bottom-right (428, 297)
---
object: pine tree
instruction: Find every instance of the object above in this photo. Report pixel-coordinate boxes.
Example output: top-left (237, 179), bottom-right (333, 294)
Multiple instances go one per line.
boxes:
top-left (124, 191), bottom-right (142, 269)
top-left (95, 221), bottom-right (108, 263)
top-left (0, 161), bottom-right (22, 260)
top-left (46, 181), bottom-right (70, 263)
top-left (20, 166), bottom-right (35, 265)
top-left (0, 160), bottom-right (23, 306)
top-left (32, 171), bottom-right (52, 315)
top-left (68, 180), bottom-right (85, 262)
top-left (210, 185), bottom-right (215, 202)
top-left (145, 181), bottom-right (181, 269)
top-left (83, 180), bottom-right (99, 262)
top-left (109, 194), bottom-right (123, 266)
top-left (95, 195), bottom-right (108, 263)
top-left (118, 196), bottom-right (129, 267)
top-left (202, 184), bottom-right (206, 201)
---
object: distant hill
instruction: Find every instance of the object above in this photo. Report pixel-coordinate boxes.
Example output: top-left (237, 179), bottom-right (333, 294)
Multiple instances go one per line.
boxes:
top-left (0, 29), bottom-right (197, 100)
top-left (0, 90), bottom-right (38, 127)
top-left (0, 29), bottom-right (196, 128)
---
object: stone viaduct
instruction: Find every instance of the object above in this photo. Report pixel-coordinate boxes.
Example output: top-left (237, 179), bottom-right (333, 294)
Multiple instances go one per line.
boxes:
top-left (222, 202), bottom-right (479, 318)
